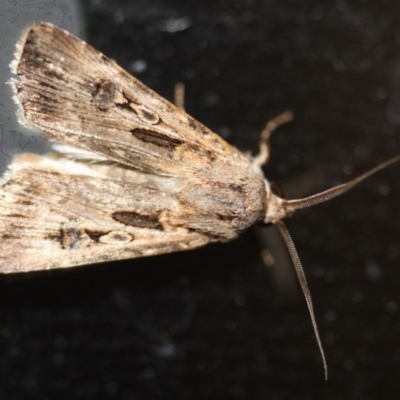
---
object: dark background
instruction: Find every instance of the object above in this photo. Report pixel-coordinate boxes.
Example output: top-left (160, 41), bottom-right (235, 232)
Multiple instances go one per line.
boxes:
top-left (1, 0), bottom-right (400, 399)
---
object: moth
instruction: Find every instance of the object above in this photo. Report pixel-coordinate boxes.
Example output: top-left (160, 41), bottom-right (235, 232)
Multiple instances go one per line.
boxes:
top-left (3, 23), bottom-right (400, 378)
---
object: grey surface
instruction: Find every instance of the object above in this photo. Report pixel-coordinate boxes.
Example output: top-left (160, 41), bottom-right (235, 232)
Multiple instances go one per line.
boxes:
top-left (0, 0), bottom-right (84, 173)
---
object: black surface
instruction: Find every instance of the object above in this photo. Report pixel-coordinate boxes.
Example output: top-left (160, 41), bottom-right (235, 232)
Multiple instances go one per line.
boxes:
top-left (1, 1), bottom-right (400, 399)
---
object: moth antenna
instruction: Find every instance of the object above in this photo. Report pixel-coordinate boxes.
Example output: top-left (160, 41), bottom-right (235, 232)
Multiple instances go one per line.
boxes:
top-left (275, 220), bottom-right (328, 380)
top-left (270, 154), bottom-right (400, 380)
top-left (285, 154), bottom-right (400, 211)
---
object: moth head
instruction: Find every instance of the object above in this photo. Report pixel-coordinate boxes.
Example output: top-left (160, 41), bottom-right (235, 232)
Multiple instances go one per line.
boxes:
top-left (263, 181), bottom-right (294, 224)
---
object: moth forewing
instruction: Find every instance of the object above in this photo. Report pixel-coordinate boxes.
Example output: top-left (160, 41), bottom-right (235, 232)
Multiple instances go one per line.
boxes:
top-left (10, 22), bottom-right (267, 240)
top-left (0, 153), bottom-right (210, 273)
top-left (5, 22), bottom-right (400, 379)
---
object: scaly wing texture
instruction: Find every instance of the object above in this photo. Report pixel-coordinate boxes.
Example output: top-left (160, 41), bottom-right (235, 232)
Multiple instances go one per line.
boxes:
top-left (0, 154), bottom-right (209, 273)
top-left (9, 22), bottom-right (267, 240)
top-left (11, 23), bottom-right (243, 177)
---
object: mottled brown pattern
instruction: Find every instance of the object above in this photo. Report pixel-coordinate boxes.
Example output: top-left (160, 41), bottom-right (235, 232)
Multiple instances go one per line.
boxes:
top-left (1, 23), bottom-right (269, 273)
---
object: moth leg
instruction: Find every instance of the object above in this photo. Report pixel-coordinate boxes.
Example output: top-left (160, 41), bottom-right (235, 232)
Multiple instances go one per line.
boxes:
top-left (253, 111), bottom-right (294, 167)
top-left (174, 82), bottom-right (185, 110)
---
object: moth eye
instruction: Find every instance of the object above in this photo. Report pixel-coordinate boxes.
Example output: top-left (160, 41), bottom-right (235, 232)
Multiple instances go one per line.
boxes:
top-left (270, 182), bottom-right (285, 198)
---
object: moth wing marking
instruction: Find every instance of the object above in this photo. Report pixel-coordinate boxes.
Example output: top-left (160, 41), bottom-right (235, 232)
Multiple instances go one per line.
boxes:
top-left (11, 22), bottom-right (238, 177)
top-left (0, 154), bottom-right (209, 273)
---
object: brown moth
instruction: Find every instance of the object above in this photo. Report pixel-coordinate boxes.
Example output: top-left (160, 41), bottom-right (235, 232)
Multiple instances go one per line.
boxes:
top-left (3, 23), bottom-right (400, 378)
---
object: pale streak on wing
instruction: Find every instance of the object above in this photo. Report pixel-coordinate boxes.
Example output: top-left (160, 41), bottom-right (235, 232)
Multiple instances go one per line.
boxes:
top-left (10, 23), bottom-right (243, 178)
top-left (0, 154), bottom-right (209, 273)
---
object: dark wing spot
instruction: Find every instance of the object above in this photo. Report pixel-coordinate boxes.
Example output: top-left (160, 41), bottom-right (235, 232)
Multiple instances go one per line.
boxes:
top-left (7, 214), bottom-right (28, 219)
top-left (131, 128), bottom-right (182, 150)
top-left (187, 116), bottom-right (210, 135)
top-left (115, 101), bottom-right (132, 112)
top-left (38, 81), bottom-right (59, 90)
top-left (15, 199), bottom-right (33, 206)
top-left (93, 80), bottom-right (117, 110)
top-left (1, 234), bottom-right (15, 239)
top-left (55, 227), bottom-right (91, 250)
top-left (85, 229), bottom-right (105, 243)
top-left (112, 211), bottom-right (163, 230)
top-left (108, 232), bottom-right (128, 241)
top-left (137, 106), bottom-right (160, 124)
